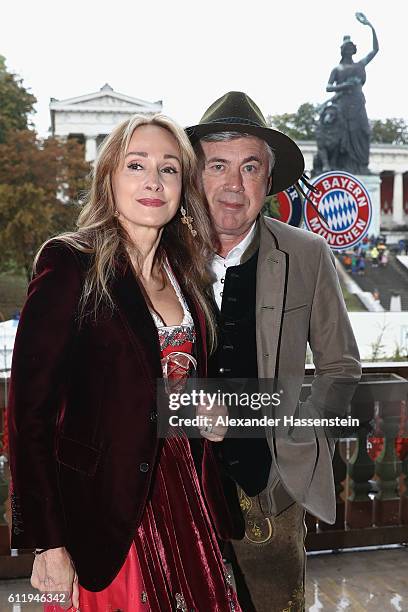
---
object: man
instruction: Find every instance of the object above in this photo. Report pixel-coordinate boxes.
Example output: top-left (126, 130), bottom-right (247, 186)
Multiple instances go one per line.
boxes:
top-left (187, 92), bottom-right (361, 612)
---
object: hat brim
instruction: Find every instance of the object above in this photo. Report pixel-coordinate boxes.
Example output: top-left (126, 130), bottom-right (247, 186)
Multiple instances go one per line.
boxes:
top-left (186, 122), bottom-right (305, 195)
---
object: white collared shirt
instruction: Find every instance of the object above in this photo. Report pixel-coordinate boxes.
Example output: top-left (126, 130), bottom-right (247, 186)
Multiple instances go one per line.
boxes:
top-left (211, 222), bottom-right (257, 310)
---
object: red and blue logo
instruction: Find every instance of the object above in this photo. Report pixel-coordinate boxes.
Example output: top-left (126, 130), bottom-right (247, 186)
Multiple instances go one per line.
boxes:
top-left (276, 185), bottom-right (302, 227)
top-left (303, 171), bottom-right (372, 250)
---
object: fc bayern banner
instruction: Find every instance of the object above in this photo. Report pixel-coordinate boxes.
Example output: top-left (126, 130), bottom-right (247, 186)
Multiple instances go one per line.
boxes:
top-left (303, 171), bottom-right (372, 250)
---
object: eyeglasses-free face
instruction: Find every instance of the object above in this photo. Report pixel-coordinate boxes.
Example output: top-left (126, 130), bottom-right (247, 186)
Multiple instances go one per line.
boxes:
top-left (113, 124), bottom-right (182, 236)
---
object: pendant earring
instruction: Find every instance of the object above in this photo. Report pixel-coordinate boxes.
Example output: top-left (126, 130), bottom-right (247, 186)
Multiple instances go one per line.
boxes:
top-left (180, 205), bottom-right (197, 237)
top-left (114, 209), bottom-right (120, 218)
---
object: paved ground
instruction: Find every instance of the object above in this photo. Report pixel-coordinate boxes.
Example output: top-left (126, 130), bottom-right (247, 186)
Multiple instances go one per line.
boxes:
top-left (306, 547), bottom-right (408, 611)
top-left (0, 547), bottom-right (407, 611)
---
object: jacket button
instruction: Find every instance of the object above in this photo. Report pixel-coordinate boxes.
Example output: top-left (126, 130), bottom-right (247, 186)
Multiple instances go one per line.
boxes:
top-left (139, 463), bottom-right (150, 473)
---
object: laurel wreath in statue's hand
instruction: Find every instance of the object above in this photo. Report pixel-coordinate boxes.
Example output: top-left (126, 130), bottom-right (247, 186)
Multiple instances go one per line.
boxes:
top-left (355, 12), bottom-right (371, 27)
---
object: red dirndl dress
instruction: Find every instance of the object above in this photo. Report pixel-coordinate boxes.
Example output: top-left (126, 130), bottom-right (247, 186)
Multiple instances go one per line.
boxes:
top-left (46, 266), bottom-right (241, 612)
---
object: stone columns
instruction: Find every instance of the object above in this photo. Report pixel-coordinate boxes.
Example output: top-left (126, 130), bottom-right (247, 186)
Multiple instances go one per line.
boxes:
top-left (393, 171), bottom-right (404, 225)
top-left (357, 174), bottom-right (381, 237)
top-left (85, 135), bottom-right (97, 162)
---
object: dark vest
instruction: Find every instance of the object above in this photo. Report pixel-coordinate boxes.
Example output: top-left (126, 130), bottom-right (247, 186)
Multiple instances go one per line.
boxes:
top-left (209, 250), bottom-right (259, 378)
top-left (209, 249), bottom-right (272, 497)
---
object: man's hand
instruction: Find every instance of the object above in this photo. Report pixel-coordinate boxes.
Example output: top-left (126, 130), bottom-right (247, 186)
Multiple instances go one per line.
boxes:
top-left (197, 401), bottom-right (228, 442)
top-left (31, 547), bottom-right (79, 611)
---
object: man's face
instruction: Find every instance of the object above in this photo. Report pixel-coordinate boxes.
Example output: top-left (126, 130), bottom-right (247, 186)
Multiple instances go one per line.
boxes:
top-left (200, 136), bottom-right (271, 238)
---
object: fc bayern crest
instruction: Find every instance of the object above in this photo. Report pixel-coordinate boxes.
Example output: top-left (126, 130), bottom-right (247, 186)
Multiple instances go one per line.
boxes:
top-left (303, 171), bottom-right (372, 250)
top-left (276, 186), bottom-right (302, 227)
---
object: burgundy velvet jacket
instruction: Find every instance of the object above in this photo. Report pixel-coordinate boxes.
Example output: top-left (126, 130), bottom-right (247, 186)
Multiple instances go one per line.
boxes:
top-left (7, 241), bottom-right (242, 591)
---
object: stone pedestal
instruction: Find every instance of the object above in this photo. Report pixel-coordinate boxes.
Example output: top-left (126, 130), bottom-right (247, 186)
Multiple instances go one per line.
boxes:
top-left (356, 174), bottom-right (381, 238)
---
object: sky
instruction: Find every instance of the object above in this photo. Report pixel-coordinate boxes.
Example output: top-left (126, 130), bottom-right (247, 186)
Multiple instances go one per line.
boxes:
top-left (1, 0), bottom-right (407, 137)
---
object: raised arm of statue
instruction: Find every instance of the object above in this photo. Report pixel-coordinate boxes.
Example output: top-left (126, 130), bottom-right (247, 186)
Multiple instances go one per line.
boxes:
top-left (356, 12), bottom-right (379, 66)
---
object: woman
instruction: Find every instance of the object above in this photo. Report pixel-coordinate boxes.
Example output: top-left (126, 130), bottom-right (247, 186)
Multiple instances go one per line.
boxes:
top-left (325, 12), bottom-right (379, 174)
top-left (7, 114), bottom-right (241, 611)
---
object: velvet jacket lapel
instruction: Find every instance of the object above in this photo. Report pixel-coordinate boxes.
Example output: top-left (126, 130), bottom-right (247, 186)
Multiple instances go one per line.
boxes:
top-left (111, 261), bottom-right (163, 388)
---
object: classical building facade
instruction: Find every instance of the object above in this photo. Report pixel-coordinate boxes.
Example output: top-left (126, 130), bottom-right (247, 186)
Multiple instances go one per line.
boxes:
top-left (300, 141), bottom-right (408, 230)
top-left (50, 84), bottom-right (162, 161)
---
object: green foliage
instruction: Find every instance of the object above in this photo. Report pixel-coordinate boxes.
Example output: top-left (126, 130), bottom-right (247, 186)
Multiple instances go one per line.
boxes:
top-left (0, 271), bottom-right (27, 319)
top-left (0, 58), bottom-right (90, 279)
top-left (391, 343), bottom-right (408, 362)
top-left (0, 132), bottom-right (89, 279)
top-left (0, 130), bottom-right (89, 201)
top-left (266, 103), bottom-right (319, 140)
top-left (369, 323), bottom-right (388, 362)
top-left (262, 194), bottom-right (281, 219)
top-left (370, 118), bottom-right (408, 145)
top-left (0, 55), bottom-right (36, 143)
top-left (267, 100), bottom-right (408, 146)
top-left (0, 183), bottom-right (51, 279)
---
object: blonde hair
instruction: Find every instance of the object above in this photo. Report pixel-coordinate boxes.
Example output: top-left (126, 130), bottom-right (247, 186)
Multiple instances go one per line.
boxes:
top-left (35, 114), bottom-right (217, 350)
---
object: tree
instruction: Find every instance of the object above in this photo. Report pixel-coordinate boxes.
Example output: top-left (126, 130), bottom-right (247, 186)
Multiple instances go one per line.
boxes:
top-left (268, 101), bottom-right (408, 146)
top-left (0, 56), bottom-right (36, 143)
top-left (0, 56), bottom-right (90, 280)
top-left (0, 131), bottom-right (90, 279)
top-left (0, 183), bottom-right (51, 278)
top-left (370, 118), bottom-right (408, 145)
top-left (267, 103), bottom-right (319, 140)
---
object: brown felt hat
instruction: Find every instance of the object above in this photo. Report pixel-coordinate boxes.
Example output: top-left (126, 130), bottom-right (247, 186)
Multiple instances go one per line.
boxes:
top-left (186, 91), bottom-right (305, 195)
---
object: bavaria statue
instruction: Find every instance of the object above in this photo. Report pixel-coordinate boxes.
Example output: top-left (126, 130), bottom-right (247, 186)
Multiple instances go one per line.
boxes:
top-left (313, 12), bottom-right (379, 176)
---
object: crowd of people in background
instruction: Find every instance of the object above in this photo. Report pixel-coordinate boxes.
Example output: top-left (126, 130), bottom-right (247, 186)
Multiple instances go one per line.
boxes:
top-left (341, 234), bottom-right (396, 276)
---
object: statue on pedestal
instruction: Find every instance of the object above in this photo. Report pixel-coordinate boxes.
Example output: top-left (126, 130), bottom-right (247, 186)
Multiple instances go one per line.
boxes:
top-left (313, 13), bottom-right (379, 176)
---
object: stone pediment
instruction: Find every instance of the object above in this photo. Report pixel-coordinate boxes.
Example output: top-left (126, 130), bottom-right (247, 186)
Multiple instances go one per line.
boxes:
top-left (50, 84), bottom-right (162, 114)
top-left (79, 95), bottom-right (136, 108)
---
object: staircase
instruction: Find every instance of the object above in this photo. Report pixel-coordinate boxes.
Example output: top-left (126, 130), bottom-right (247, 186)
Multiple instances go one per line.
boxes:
top-left (346, 255), bottom-right (408, 311)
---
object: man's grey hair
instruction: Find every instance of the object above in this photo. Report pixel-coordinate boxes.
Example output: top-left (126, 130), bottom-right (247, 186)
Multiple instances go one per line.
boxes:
top-left (199, 131), bottom-right (276, 175)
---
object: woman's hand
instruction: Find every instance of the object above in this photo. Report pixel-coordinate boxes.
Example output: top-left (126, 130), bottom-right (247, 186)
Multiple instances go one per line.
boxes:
top-left (31, 547), bottom-right (79, 611)
top-left (197, 401), bottom-right (228, 442)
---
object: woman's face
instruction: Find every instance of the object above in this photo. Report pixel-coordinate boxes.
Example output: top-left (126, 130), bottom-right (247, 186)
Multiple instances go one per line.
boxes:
top-left (113, 124), bottom-right (182, 232)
